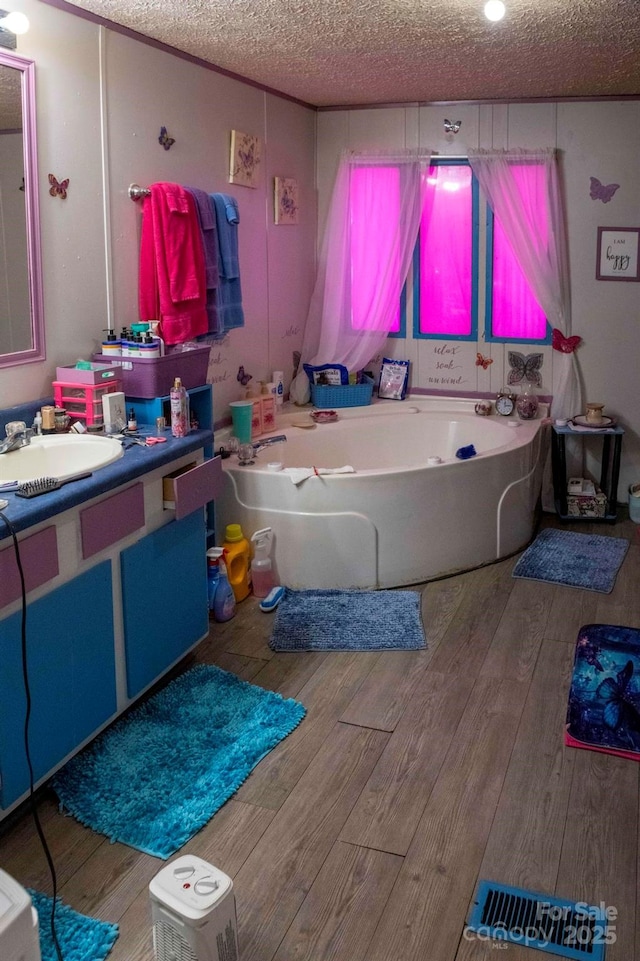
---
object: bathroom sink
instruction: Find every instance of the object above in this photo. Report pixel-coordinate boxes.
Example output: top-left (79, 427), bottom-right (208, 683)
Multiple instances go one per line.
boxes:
top-left (0, 434), bottom-right (123, 483)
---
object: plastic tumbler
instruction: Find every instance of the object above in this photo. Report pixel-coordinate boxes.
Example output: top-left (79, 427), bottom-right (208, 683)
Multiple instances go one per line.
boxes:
top-left (229, 400), bottom-right (254, 444)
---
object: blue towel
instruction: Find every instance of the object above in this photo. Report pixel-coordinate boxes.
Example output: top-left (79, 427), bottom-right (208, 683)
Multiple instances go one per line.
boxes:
top-left (185, 186), bottom-right (222, 339)
top-left (210, 193), bottom-right (244, 331)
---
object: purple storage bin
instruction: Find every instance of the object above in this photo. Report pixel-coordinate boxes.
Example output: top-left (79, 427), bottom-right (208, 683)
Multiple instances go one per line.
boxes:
top-left (92, 346), bottom-right (211, 398)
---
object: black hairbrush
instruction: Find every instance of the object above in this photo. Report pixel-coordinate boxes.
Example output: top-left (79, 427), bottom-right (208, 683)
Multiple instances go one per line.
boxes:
top-left (15, 471), bottom-right (93, 498)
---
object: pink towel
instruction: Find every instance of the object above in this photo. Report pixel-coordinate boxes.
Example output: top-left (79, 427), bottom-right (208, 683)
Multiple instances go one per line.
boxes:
top-left (139, 182), bottom-right (208, 345)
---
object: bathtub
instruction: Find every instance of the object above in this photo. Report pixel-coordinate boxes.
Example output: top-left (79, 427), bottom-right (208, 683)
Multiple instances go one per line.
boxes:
top-left (215, 396), bottom-right (548, 590)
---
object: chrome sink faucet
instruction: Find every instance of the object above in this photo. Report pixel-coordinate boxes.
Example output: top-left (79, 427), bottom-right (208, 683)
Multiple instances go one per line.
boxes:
top-left (0, 421), bottom-right (35, 454)
top-left (252, 434), bottom-right (287, 455)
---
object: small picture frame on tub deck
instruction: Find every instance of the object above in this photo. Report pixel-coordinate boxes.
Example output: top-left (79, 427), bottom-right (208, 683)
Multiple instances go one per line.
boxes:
top-left (596, 226), bottom-right (640, 281)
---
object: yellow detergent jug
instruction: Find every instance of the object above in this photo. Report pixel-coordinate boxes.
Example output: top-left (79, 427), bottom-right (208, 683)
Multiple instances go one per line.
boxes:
top-left (222, 523), bottom-right (252, 602)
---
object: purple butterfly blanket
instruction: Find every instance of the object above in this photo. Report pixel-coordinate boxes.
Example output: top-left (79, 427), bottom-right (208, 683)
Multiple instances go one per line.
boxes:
top-left (566, 624), bottom-right (640, 761)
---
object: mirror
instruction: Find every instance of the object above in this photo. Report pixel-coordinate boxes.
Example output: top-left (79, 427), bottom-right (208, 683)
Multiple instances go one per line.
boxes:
top-left (0, 49), bottom-right (44, 367)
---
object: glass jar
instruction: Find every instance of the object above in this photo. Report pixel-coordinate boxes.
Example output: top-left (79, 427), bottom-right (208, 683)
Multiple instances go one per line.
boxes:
top-left (516, 384), bottom-right (539, 420)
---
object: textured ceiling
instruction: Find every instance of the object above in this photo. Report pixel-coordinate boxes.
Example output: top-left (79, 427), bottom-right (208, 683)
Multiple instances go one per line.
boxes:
top-left (33, 0), bottom-right (640, 107)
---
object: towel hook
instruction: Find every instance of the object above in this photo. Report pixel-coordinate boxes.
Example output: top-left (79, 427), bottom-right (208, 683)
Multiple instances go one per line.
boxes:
top-left (128, 183), bottom-right (151, 201)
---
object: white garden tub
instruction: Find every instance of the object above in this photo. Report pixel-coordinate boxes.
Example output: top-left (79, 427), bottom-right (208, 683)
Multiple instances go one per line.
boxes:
top-left (215, 396), bottom-right (547, 589)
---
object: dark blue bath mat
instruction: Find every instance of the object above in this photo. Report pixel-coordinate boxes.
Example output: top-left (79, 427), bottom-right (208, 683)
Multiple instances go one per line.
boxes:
top-left (512, 528), bottom-right (629, 593)
top-left (566, 623), bottom-right (640, 761)
top-left (52, 665), bottom-right (306, 858)
top-left (269, 588), bottom-right (426, 652)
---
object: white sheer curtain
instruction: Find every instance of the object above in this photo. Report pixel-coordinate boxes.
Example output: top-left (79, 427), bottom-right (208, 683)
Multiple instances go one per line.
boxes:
top-left (467, 147), bottom-right (583, 509)
top-left (290, 148), bottom-right (432, 405)
top-left (467, 147), bottom-right (582, 419)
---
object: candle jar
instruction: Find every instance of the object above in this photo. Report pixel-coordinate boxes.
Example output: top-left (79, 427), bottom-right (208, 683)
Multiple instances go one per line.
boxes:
top-left (474, 399), bottom-right (492, 416)
top-left (585, 403), bottom-right (605, 425)
top-left (516, 384), bottom-right (539, 420)
top-left (54, 407), bottom-right (70, 432)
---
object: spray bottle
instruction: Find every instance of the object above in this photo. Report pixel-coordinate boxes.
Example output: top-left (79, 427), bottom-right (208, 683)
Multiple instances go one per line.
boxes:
top-left (250, 527), bottom-right (276, 598)
top-left (206, 547), bottom-right (223, 614)
top-left (214, 551), bottom-right (237, 622)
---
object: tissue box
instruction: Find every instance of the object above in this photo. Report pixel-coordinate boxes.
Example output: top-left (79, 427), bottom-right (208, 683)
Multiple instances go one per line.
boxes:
top-left (566, 489), bottom-right (608, 517)
top-left (92, 346), bottom-right (211, 398)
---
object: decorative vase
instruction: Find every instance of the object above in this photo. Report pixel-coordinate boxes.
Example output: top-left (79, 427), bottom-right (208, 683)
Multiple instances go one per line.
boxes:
top-left (516, 383), bottom-right (539, 420)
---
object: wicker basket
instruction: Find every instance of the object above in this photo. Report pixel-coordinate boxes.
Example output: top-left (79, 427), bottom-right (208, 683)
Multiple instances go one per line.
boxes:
top-left (310, 375), bottom-right (374, 409)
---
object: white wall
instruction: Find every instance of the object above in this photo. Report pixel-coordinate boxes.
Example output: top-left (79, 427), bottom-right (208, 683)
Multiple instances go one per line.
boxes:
top-left (317, 101), bottom-right (640, 499)
top-left (1, 0), bottom-right (316, 425)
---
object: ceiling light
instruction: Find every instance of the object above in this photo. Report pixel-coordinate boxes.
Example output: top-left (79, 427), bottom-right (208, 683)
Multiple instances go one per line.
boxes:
top-left (484, 1), bottom-right (506, 22)
top-left (0, 10), bottom-right (30, 34)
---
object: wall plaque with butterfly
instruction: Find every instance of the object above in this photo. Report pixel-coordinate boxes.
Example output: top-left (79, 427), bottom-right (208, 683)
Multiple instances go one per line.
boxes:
top-left (48, 174), bottom-right (69, 199)
top-left (507, 351), bottom-right (543, 387)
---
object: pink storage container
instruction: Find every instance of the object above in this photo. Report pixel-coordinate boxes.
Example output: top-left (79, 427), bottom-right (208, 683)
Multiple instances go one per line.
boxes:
top-left (92, 346), bottom-right (211, 398)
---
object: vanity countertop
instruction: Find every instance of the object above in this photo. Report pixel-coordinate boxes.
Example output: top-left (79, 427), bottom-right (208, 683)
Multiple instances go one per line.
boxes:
top-left (0, 428), bottom-right (214, 541)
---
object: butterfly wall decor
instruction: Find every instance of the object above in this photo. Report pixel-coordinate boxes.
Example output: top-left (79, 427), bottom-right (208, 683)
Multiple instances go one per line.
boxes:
top-left (158, 126), bottom-right (175, 151)
top-left (589, 176), bottom-right (620, 204)
top-left (552, 328), bottom-right (582, 353)
top-left (475, 352), bottom-right (493, 370)
top-left (237, 365), bottom-right (252, 387)
top-left (507, 351), bottom-right (543, 387)
top-left (48, 174), bottom-right (69, 199)
top-left (443, 119), bottom-right (461, 134)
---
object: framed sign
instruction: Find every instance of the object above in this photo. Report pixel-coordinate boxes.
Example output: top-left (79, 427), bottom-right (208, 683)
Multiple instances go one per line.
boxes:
top-left (596, 227), bottom-right (640, 281)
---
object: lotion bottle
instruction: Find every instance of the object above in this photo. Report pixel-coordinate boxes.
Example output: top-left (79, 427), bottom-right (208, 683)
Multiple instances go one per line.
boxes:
top-left (170, 377), bottom-right (190, 437)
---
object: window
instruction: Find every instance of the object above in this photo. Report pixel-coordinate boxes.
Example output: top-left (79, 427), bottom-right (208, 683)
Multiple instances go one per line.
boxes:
top-left (415, 160), bottom-right (477, 341)
top-left (407, 158), bottom-right (550, 344)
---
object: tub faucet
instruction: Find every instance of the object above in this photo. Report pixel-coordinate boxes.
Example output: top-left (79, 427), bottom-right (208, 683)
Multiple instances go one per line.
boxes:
top-left (252, 434), bottom-right (287, 455)
top-left (0, 421), bottom-right (34, 454)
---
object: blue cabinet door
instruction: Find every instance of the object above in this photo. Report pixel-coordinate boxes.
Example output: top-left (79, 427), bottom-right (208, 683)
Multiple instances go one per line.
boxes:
top-left (0, 562), bottom-right (116, 808)
top-left (121, 511), bottom-right (208, 699)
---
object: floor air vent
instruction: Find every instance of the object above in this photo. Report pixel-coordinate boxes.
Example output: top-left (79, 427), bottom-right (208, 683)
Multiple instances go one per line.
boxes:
top-left (466, 880), bottom-right (608, 960)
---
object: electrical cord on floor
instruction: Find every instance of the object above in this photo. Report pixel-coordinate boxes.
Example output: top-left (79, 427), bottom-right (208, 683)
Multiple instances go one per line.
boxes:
top-left (0, 510), bottom-right (64, 961)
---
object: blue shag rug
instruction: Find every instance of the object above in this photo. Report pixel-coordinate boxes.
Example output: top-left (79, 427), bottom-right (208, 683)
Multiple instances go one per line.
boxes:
top-left (269, 587), bottom-right (426, 652)
top-left (29, 889), bottom-right (118, 961)
top-left (52, 665), bottom-right (306, 858)
top-left (512, 528), bottom-right (629, 593)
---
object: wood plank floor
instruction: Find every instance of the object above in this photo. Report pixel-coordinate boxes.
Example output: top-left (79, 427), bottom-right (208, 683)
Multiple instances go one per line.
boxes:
top-left (2, 514), bottom-right (639, 961)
